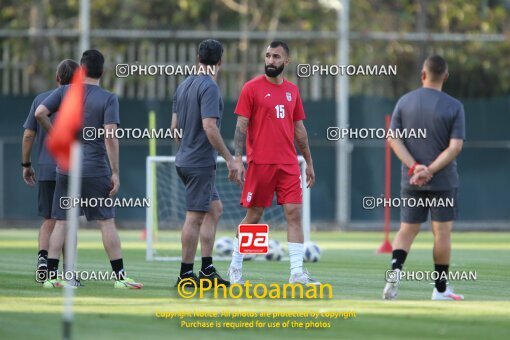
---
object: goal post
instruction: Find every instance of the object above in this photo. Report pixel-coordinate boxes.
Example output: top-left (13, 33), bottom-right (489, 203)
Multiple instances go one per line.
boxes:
top-left (147, 110), bottom-right (158, 241)
top-left (145, 156), bottom-right (311, 261)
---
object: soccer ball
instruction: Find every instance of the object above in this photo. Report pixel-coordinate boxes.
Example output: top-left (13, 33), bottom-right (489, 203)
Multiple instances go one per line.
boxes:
top-left (303, 241), bottom-right (321, 262)
top-left (243, 253), bottom-right (257, 261)
top-left (214, 237), bottom-right (234, 257)
top-left (265, 239), bottom-right (285, 261)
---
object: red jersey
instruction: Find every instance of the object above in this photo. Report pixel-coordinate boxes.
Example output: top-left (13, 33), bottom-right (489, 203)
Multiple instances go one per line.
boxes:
top-left (235, 75), bottom-right (306, 164)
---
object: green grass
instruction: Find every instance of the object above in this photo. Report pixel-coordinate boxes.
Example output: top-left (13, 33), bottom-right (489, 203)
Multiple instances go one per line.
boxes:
top-left (0, 229), bottom-right (509, 340)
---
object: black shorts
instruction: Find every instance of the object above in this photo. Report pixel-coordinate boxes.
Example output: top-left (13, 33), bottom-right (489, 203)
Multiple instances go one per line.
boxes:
top-left (400, 188), bottom-right (458, 224)
top-left (38, 181), bottom-right (56, 219)
top-left (176, 165), bottom-right (220, 212)
top-left (52, 174), bottom-right (115, 221)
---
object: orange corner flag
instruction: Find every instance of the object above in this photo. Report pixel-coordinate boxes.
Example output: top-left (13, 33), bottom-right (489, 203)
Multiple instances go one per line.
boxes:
top-left (46, 67), bottom-right (85, 171)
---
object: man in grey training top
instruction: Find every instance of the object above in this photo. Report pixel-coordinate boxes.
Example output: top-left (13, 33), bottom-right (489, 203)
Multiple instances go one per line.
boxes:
top-left (35, 49), bottom-right (142, 289)
top-left (383, 55), bottom-right (465, 301)
top-left (22, 59), bottom-right (78, 281)
top-left (171, 39), bottom-right (238, 287)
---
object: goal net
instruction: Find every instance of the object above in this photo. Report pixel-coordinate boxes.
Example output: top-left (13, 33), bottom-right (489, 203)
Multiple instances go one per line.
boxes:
top-left (145, 156), bottom-right (311, 261)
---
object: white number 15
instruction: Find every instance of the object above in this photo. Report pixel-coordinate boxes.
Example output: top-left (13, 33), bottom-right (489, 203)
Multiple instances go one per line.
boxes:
top-left (275, 105), bottom-right (285, 119)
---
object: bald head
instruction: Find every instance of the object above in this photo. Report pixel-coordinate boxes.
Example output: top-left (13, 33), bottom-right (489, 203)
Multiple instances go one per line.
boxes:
top-left (422, 55), bottom-right (448, 83)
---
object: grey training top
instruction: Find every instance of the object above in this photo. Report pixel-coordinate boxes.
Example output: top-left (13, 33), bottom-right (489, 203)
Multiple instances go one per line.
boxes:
top-left (41, 84), bottom-right (120, 177)
top-left (390, 87), bottom-right (466, 190)
top-left (173, 75), bottom-right (223, 168)
top-left (23, 90), bottom-right (57, 181)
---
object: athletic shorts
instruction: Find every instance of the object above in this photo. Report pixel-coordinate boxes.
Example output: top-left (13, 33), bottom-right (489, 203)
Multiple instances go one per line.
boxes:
top-left (240, 163), bottom-right (302, 208)
top-left (176, 165), bottom-right (220, 212)
top-left (52, 174), bottom-right (114, 221)
top-left (400, 188), bottom-right (458, 224)
top-left (38, 180), bottom-right (56, 219)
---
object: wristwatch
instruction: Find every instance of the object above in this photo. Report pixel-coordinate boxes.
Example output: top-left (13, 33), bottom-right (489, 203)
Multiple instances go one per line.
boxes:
top-left (21, 162), bottom-right (32, 168)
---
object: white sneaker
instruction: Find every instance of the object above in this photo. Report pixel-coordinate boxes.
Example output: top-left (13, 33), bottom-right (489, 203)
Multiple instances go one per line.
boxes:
top-left (432, 287), bottom-right (464, 300)
top-left (382, 269), bottom-right (400, 300)
top-left (227, 266), bottom-right (245, 284)
top-left (289, 269), bottom-right (321, 285)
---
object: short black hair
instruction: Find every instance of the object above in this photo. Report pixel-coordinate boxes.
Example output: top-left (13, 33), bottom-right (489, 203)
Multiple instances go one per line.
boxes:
top-left (269, 40), bottom-right (290, 56)
top-left (80, 49), bottom-right (105, 79)
top-left (56, 59), bottom-right (79, 85)
top-left (424, 55), bottom-right (448, 81)
top-left (198, 39), bottom-right (223, 66)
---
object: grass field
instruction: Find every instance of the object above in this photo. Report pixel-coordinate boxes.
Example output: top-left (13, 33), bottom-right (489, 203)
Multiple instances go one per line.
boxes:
top-left (0, 229), bottom-right (509, 340)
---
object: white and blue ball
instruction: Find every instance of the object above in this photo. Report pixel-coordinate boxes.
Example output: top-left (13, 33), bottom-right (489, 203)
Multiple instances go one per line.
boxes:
top-left (243, 253), bottom-right (257, 261)
top-left (214, 237), bottom-right (234, 257)
top-left (265, 239), bottom-right (285, 261)
top-left (303, 241), bottom-right (321, 262)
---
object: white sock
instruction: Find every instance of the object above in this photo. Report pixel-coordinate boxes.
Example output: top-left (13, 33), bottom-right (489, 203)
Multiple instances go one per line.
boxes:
top-left (288, 242), bottom-right (304, 275)
top-left (230, 237), bottom-right (244, 269)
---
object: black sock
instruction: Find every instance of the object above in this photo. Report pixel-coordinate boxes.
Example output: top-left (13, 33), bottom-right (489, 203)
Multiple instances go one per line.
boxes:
top-left (180, 263), bottom-right (194, 276)
top-left (201, 257), bottom-right (214, 274)
top-left (391, 249), bottom-right (408, 270)
top-left (435, 264), bottom-right (449, 293)
top-left (110, 258), bottom-right (126, 280)
top-left (38, 250), bottom-right (48, 260)
top-left (47, 258), bottom-right (59, 280)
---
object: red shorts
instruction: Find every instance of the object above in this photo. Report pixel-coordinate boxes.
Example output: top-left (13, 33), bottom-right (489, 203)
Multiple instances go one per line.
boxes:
top-left (240, 163), bottom-right (302, 207)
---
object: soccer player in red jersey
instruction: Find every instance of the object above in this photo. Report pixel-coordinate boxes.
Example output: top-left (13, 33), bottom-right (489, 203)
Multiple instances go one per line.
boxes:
top-left (228, 41), bottom-right (320, 285)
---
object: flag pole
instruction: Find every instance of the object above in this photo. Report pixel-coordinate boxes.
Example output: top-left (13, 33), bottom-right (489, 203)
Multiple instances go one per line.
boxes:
top-left (63, 141), bottom-right (82, 340)
top-left (377, 114), bottom-right (393, 254)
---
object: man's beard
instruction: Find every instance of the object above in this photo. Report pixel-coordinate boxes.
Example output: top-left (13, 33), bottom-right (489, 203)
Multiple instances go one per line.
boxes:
top-left (265, 64), bottom-right (284, 77)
